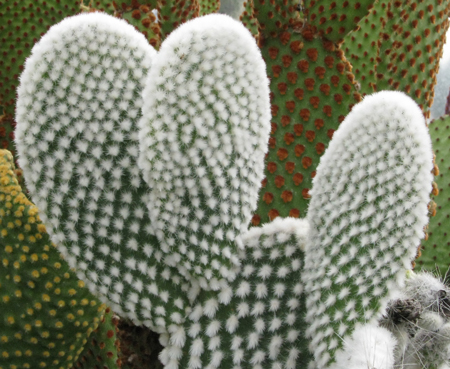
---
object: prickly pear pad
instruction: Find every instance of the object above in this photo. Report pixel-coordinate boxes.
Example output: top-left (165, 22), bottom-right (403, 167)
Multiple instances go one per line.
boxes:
top-left (139, 14), bottom-right (271, 288)
top-left (15, 13), bottom-right (189, 330)
top-left (303, 91), bottom-right (433, 368)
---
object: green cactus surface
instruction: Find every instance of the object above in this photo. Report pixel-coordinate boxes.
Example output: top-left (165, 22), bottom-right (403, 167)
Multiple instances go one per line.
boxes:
top-left (253, 0), bottom-right (298, 37)
top-left (419, 115), bottom-right (450, 274)
top-left (0, 149), bottom-right (106, 369)
top-left (342, 0), bottom-right (450, 119)
top-left (71, 307), bottom-right (120, 369)
top-left (304, 0), bottom-right (374, 44)
top-left (253, 21), bottom-right (362, 225)
top-left (0, 0), bottom-right (79, 116)
top-left (158, 0), bottom-right (199, 39)
top-left (199, 0), bottom-right (220, 15)
top-left (239, 0), bottom-right (259, 40)
top-left (112, 1), bottom-right (162, 49)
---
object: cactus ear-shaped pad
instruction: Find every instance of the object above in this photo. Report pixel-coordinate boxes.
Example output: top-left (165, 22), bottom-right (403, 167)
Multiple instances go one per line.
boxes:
top-left (302, 91), bottom-right (433, 367)
top-left (159, 218), bottom-right (312, 369)
top-left (0, 150), bottom-right (106, 369)
top-left (138, 14), bottom-right (271, 288)
top-left (15, 13), bottom-right (190, 330)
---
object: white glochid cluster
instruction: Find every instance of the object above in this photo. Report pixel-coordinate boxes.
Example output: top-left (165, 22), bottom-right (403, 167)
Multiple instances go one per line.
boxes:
top-left (138, 14), bottom-right (271, 288)
top-left (302, 91), bottom-right (434, 368)
top-left (15, 13), bottom-right (190, 331)
top-left (159, 217), bottom-right (311, 369)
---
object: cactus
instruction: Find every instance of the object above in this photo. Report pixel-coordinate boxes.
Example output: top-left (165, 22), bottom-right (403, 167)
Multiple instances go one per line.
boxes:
top-left (72, 307), bottom-right (120, 369)
top-left (0, 0), bottom-right (79, 116)
top-left (0, 149), bottom-right (106, 369)
top-left (14, 12), bottom-right (195, 332)
top-left (3, 0), bottom-right (450, 368)
top-left (418, 115), bottom-right (450, 273)
top-left (302, 91), bottom-right (433, 368)
top-left (304, 0), bottom-right (373, 44)
top-left (138, 13), bottom-right (271, 288)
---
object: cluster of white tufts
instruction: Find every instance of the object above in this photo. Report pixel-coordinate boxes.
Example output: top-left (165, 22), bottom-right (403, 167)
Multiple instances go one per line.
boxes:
top-left (302, 91), bottom-right (434, 368)
top-left (392, 272), bottom-right (450, 369)
top-left (159, 217), bottom-right (311, 369)
top-left (138, 14), bottom-right (271, 289)
top-left (14, 12), bottom-right (190, 331)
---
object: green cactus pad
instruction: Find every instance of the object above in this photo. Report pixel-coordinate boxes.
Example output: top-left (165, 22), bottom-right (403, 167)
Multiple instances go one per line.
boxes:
top-left (113, 1), bottom-right (162, 49)
top-left (160, 218), bottom-right (312, 369)
top-left (252, 0), bottom-right (298, 37)
top-left (80, 0), bottom-right (115, 13)
top-left (15, 12), bottom-right (190, 331)
top-left (0, 149), bottom-right (106, 369)
top-left (71, 307), bottom-right (120, 369)
top-left (304, 0), bottom-right (374, 44)
top-left (375, 0), bottom-right (450, 119)
top-left (303, 91), bottom-right (434, 368)
top-left (341, 0), bottom-right (387, 96)
top-left (199, 0), bottom-right (220, 15)
top-left (239, 0), bottom-right (259, 41)
top-left (418, 115), bottom-right (450, 275)
top-left (138, 14), bottom-right (271, 288)
top-left (253, 23), bottom-right (362, 225)
top-left (0, 0), bottom-right (79, 115)
top-left (158, 0), bottom-right (199, 39)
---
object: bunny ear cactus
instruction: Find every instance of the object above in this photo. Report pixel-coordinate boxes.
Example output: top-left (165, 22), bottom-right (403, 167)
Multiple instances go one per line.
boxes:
top-left (14, 12), bottom-right (192, 331)
top-left (302, 91), bottom-right (434, 368)
top-left (0, 149), bottom-right (106, 369)
top-left (138, 13), bottom-right (271, 289)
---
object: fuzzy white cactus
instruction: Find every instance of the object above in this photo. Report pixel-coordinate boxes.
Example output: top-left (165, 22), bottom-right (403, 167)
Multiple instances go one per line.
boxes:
top-left (302, 91), bottom-right (434, 368)
top-left (14, 12), bottom-right (193, 331)
top-left (138, 14), bottom-right (271, 289)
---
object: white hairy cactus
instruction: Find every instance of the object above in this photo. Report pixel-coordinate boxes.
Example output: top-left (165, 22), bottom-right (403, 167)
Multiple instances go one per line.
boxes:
top-left (138, 14), bottom-right (271, 288)
top-left (14, 12), bottom-right (193, 330)
top-left (159, 217), bottom-right (311, 369)
top-left (302, 91), bottom-right (434, 368)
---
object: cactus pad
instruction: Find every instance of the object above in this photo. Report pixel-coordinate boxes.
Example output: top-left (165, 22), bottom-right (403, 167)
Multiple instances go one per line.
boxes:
top-left (304, 0), bottom-right (374, 44)
top-left (302, 91), bottom-right (433, 368)
top-left (138, 14), bottom-right (271, 288)
top-left (0, 149), bottom-right (106, 369)
top-left (254, 23), bottom-right (362, 225)
top-left (15, 12), bottom-right (190, 330)
top-left (0, 0), bottom-right (79, 115)
top-left (419, 115), bottom-right (450, 274)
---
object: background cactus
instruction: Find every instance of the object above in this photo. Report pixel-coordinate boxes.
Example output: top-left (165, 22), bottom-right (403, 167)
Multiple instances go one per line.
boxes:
top-left (2, 0), bottom-right (450, 368)
top-left (0, 150), bottom-right (106, 369)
